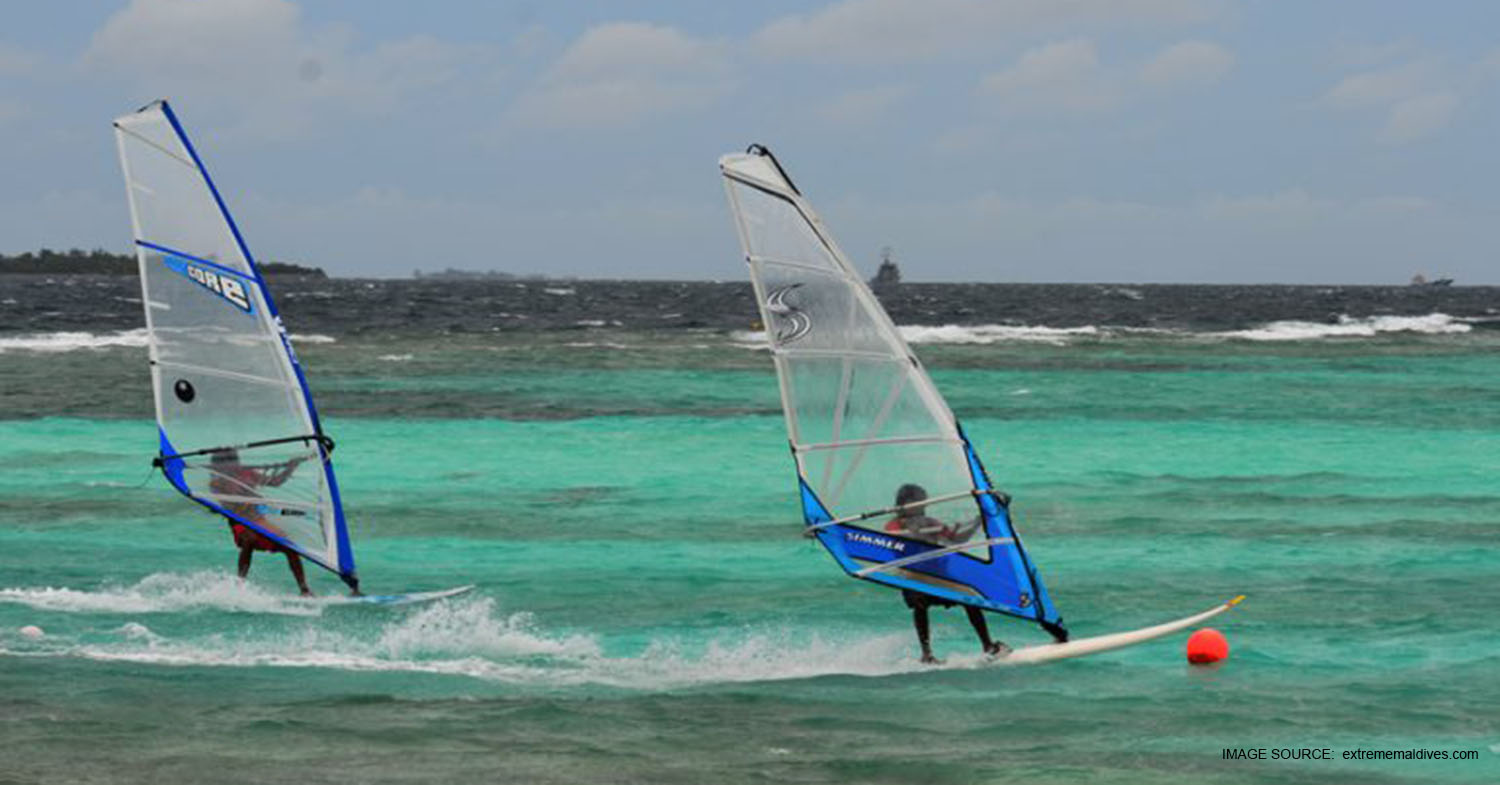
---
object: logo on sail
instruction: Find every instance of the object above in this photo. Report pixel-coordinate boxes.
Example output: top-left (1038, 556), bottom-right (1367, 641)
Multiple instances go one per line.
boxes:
top-left (160, 252), bottom-right (255, 314)
top-left (765, 284), bottom-right (812, 344)
top-left (185, 264), bottom-right (252, 312)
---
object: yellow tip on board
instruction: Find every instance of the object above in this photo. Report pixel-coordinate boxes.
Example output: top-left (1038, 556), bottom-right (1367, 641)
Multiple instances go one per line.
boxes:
top-left (1228, 594), bottom-right (1246, 607)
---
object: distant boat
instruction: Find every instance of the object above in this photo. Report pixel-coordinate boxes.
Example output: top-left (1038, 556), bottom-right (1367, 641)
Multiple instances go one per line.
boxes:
top-left (869, 246), bottom-right (902, 289)
top-left (1410, 273), bottom-right (1454, 287)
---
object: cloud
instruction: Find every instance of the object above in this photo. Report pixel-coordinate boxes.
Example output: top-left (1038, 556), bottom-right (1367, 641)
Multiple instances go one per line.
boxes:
top-left (507, 22), bottom-right (730, 130)
top-left (1329, 39), bottom-right (1417, 69)
top-left (1324, 61), bottom-right (1433, 108)
top-left (752, 0), bottom-right (1222, 63)
top-left (1322, 58), bottom-right (1474, 144)
top-left (941, 187), bottom-right (1455, 283)
top-left (218, 184), bottom-right (728, 277)
top-left (1380, 91), bottom-right (1459, 144)
top-left (977, 37), bottom-right (1231, 115)
top-left (86, 0), bottom-right (485, 139)
top-left (979, 39), bottom-right (1121, 112)
top-left (1139, 40), bottom-right (1233, 87)
top-left (0, 43), bottom-right (37, 76)
top-left (816, 84), bottom-right (911, 125)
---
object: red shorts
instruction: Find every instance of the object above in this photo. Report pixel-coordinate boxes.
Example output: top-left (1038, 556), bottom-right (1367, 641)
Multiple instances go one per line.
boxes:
top-left (231, 523), bottom-right (280, 552)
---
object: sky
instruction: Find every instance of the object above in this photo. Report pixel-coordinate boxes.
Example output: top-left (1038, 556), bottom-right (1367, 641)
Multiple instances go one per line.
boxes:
top-left (1, 0), bottom-right (1496, 283)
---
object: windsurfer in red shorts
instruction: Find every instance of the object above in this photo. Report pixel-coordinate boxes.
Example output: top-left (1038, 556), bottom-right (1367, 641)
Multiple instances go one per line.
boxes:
top-left (885, 483), bottom-right (1006, 664)
top-left (208, 448), bottom-right (313, 596)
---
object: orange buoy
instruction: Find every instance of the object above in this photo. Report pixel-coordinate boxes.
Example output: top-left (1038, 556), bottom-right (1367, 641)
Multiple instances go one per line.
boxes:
top-left (1186, 628), bottom-right (1229, 664)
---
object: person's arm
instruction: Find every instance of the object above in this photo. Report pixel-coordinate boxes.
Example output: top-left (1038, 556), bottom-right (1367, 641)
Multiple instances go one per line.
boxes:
top-left (946, 515), bottom-right (984, 541)
top-left (262, 456), bottom-right (309, 487)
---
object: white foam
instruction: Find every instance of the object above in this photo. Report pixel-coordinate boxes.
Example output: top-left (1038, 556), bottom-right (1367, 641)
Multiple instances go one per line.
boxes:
top-left (563, 342), bottom-right (633, 350)
top-left (543, 287), bottom-right (576, 296)
top-left (729, 329), bottom-right (772, 350)
top-left (0, 329), bottom-right (149, 353)
top-left (19, 589), bottom-right (960, 689)
top-left (1219, 313), bottom-right (1471, 341)
top-left (61, 626), bottom-right (931, 689)
top-left (0, 571), bottom-right (323, 617)
top-left (377, 353), bottom-right (414, 362)
top-left (732, 313), bottom-right (1473, 349)
top-left (733, 323), bottom-right (1130, 348)
top-left (374, 598), bottom-right (601, 661)
top-left (899, 324), bottom-right (1104, 345)
top-left (289, 333), bottom-right (337, 344)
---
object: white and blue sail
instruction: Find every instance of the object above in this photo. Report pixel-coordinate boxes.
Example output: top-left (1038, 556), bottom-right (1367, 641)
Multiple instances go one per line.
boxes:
top-left (114, 100), bottom-right (357, 590)
top-left (720, 146), bottom-right (1065, 638)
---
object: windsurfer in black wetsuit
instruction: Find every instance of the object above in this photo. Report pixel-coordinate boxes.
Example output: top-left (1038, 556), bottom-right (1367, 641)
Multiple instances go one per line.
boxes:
top-left (884, 483), bottom-right (1008, 664)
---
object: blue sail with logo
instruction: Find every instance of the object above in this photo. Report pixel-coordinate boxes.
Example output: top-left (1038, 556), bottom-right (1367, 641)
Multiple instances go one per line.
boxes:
top-left (114, 100), bottom-right (358, 590)
top-left (720, 146), bottom-right (1064, 638)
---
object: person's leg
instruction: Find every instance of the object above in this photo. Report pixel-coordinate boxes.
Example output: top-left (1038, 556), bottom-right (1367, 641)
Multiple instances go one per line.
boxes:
top-left (285, 552), bottom-right (312, 596)
top-left (237, 545), bottom-right (253, 578)
top-left (912, 605), bottom-right (938, 663)
top-left (965, 606), bottom-right (1008, 656)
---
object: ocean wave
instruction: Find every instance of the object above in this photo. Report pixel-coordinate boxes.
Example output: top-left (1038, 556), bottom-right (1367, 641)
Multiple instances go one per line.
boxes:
top-left (289, 333), bottom-right (337, 344)
top-left (1216, 313), bottom-right (1471, 341)
top-left (563, 341), bottom-right (634, 350)
top-left (730, 313), bottom-right (1475, 348)
top-left (55, 626), bottom-right (937, 689)
top-left (898, 324), bottom-right (1107, 345)
top-left (2, 592), bottom-right (1004, 688)
top-left (0, 329), bottom-right (149, 353)
top-left (732, 324), bottom-right (1142, 347)
top-left (0, 571), bottom-right (322, 617)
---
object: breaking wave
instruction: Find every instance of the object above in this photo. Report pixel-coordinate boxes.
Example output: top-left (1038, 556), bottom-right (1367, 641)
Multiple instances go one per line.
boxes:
top-left (898, 324), bottom-right (1109, 345)
top-left (733, 313), bottom-right (1476, 347)
top-left (0, 571), bottom-right (322, 617)
top-left (0, 329), bottom-right (150, 353)
top-left (1, 592), bottom-right (1012, 688)
top-left (1213, 313), bottom-right (1472, 341)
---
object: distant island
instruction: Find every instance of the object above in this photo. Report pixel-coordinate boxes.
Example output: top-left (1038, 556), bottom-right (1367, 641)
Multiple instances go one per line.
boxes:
top-left (0, 248), bottom-right (327, 277)
top-left (412, 267), bottom-right (565, 281)
top-left (413, 267), bottom-right (517, 281)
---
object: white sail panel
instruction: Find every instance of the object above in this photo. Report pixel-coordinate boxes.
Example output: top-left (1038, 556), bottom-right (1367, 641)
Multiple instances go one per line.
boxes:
top-left (721, 145), bottom-right (1064, 633)
top-left (723, 152), bottom-right (969, 523)
top-left (114, 101), bottom-right (355, 586)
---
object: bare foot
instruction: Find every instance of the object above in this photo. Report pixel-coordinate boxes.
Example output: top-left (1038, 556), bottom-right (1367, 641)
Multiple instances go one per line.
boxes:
top-left (984, 642), bottom-right (1011, 657)
top-left (920, 654), bottom-right (944, 666)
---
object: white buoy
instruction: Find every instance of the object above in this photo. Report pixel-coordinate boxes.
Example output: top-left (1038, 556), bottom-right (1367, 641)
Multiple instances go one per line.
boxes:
top-left (19, 625), bottom-right (44, 639)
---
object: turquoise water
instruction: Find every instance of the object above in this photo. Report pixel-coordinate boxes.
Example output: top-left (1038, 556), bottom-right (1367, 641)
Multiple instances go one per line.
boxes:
top-left (2, 328), bottom-right (1497, 783)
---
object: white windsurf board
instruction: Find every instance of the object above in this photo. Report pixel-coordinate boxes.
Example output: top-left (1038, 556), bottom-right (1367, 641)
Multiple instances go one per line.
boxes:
top-left (311, 585), bottom-right (475, 607)
top-left (996, 595), bottom-right (1245, 665)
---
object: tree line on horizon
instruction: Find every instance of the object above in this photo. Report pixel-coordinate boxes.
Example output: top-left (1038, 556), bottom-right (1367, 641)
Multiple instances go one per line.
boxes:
top-left (0, 247), bottom-right (326, 277)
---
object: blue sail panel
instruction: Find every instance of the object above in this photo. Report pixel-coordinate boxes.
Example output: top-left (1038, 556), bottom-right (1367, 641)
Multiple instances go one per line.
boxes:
top-left (805, 478), bottom-right (1058, 622)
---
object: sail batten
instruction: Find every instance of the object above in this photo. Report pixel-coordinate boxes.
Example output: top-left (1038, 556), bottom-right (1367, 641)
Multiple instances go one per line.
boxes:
top-left (721, 145), bottom-right (1065, 634)
top-left (115, 100), bottom-right (357, 589)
